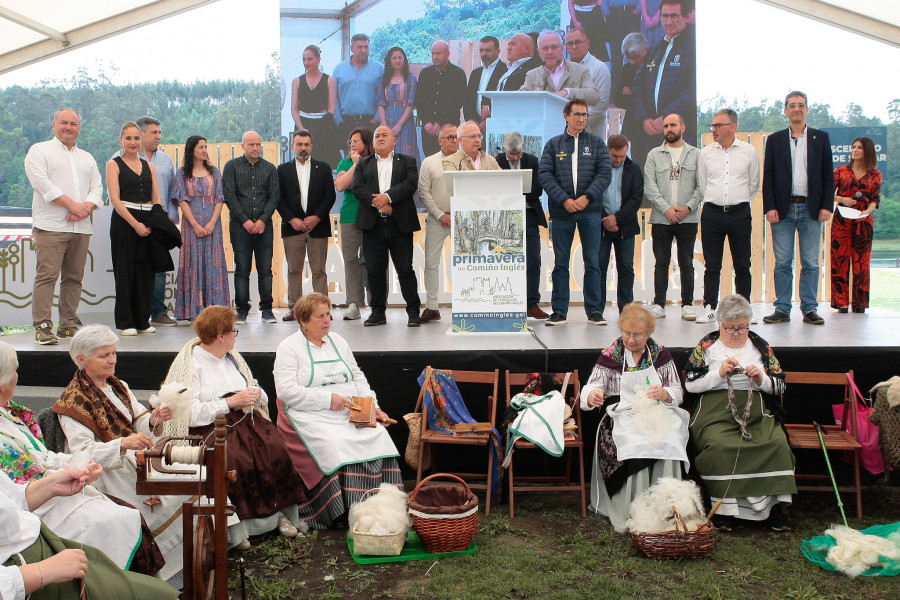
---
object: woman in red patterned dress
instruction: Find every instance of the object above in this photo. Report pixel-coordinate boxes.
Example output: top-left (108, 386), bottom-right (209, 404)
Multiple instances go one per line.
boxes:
top-left (831, 137), bottom-right (881, 313)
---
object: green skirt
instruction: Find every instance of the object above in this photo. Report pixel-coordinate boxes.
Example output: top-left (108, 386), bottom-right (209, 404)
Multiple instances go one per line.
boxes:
top-left (690, 389), bottom-right (797, 499)
top-left (4, 523), bottom-right (179, 599)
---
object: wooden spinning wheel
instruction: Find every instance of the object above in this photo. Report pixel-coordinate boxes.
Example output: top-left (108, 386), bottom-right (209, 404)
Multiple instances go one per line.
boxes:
top-left (192, 515), bottom-right (216, 600)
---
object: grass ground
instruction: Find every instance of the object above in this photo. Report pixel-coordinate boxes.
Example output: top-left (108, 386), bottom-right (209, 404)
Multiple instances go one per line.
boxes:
top-left (227, 480), bottom-right (900, 600)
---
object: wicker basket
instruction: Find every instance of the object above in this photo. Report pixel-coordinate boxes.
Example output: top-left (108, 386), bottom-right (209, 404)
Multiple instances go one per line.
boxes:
top-left (628, 511), bottom-right (716, 559)
top-left (351, 489), bottom-right (408, 556)
top-left (408, 473), bottom-right (478, 553)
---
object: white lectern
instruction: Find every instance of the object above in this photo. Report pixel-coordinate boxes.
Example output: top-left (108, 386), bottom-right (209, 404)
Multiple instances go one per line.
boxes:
top-left (441, 170), bottom-right (531, 334)
top-left (482, 91), bottom-right (566, 156)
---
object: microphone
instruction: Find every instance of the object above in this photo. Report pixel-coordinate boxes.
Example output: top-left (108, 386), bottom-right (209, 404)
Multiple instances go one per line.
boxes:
top-left (458, 151), bottom-right (479, 171)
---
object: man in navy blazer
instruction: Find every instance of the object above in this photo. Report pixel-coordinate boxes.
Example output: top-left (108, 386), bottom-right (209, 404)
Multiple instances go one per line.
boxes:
top-left (351, 126), bottom-right (422, 327)
top-left (496, 131), bottom-right (548, 319)
top-left (465, 36), bottom-right (508, 128)
top-left (762, 91), bottom-right (834, 325)
top-left (276, 130), bottom-right (335, 320)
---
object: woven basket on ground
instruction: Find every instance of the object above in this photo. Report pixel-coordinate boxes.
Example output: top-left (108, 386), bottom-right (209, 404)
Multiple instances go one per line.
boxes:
top-left (408, 473), bottom-right (478, 553)
top-left (628, 510), bottom-right (716, 559)
top-left (351, 488), bottom-right (408, 556)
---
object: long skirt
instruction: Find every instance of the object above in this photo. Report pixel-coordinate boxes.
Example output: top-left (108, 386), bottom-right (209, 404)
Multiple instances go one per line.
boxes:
top-left (110, 209), bottom-right (155, 330)
top-left (3, 523), bottom-right (179, 599)
top-left (690, 389), bottom-right (796, 519)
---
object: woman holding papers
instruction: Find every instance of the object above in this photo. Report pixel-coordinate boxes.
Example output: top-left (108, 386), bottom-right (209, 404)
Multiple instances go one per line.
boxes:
top-left (831, 137), bottom-right (881, 314)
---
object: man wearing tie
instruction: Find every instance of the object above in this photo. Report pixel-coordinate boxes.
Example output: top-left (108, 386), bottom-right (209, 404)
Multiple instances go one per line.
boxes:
top-left (763, 91), bottom-right (834, 325)
top-left (352, 126), bottom-right (422, 327)
top-left (276, 130), bottom-right (335, 320)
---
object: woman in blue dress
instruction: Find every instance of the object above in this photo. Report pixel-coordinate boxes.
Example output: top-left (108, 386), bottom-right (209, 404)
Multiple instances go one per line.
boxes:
top-left (377, 47), bottom-right (419, 162)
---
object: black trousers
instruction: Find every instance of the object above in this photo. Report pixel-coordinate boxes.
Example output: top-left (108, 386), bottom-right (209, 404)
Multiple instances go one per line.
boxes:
top-left (651, 222), bottom-right (698, 307)
top-left (700, 203), bottom-right (752, 308)
top-left (362, 216), bottom-right (421, 315)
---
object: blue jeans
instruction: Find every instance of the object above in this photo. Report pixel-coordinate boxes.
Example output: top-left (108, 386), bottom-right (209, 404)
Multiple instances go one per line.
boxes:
top-left (598, 233), bottom-right (635, 316)
top-left (152, 272), bottom-right (167, 317)
top-left (550, 211), bottom-right (603, 316)
top-left (770, 203), bottom-right (822, 315)
top-left (231, 225), bottom-right (274, 313)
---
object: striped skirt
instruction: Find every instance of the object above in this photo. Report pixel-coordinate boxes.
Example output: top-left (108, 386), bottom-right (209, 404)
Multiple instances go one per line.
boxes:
top-left (298, 458), bottom-right (404, 529)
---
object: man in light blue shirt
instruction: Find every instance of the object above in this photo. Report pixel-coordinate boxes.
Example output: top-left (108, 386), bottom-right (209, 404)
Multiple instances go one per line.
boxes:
top-left (333, 34), bottom-right (384, 142)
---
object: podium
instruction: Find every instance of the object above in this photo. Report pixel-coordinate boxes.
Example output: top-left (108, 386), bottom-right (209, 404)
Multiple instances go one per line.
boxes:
top-left (482, 91), bottom-right (566, 157)
top-left (442, 170), bottom-right (531, 334)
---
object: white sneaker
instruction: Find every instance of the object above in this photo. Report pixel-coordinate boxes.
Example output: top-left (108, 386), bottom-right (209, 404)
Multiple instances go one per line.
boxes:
top-left (121, 328), bottom-right (137, 336)
top-left (138, 326), bottom-right (156, 334)
top-left (695, 304), bottom-right (716, 323)
top-left (343, 303), bottom-right (361, 320)
top-left (649, 304), bottom-right (666, 319)
top-left (750, 315), bottom-right (758, 325)
top-left (681, 305), bottom-right (697, 321)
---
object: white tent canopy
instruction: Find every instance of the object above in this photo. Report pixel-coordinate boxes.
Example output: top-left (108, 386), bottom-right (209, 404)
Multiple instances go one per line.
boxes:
top-left (0, 0), bottom-right (897, 75)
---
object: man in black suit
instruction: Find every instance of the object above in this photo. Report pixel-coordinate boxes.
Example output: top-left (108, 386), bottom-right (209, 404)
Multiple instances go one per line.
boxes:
top-left (465, 36), bottom-right (508, 131)
top-left (417, 40), bottom-right (467, 157)
top-left (276, 130), bottom-right (335, 321)
top-left (351, 126), bottom-right (422, 326)
top-left (496, 131), bottom-right (548, 320)
top-left (496, 33), bottom-right (543, 92)
top-left (762, 91), bottom-right (834, 325)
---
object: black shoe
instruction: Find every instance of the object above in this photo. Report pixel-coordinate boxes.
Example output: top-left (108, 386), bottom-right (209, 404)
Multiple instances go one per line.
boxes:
top-left (836, 306), bottom-right (848, 313)
top-left (407, 313), bottom-right (422, 327)
top-left (587, 312), bottom-right (607, 326)
top-left (711, 515), bottom-right (735, 532)
top-left (767, 503), bottom-right (790, 532)
top-left (235, 311), bottom-right (248, 325)
top-left (545, 312), bottom-right (567, 326)
top-left (853, 307), bottom-right (866, 314)
top-left (364, 313), bottom-right (386, 326)
top-left (763, 310), bottom-right (790, 324)
top-left (802, 311), bottom-right (825, 325)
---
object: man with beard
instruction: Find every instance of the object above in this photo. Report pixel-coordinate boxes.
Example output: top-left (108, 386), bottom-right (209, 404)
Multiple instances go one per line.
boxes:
top-left (643, 113), bottom-right (703, 320)
top-left (695, 108), bottom-right (760, 324)
top-left (465, 36), bottom-right (508, 131)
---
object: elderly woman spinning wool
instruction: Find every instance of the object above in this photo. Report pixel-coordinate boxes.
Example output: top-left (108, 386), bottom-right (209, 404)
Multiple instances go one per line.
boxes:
top-left (274, 292), bottom-right (403, 529)
top-left (0, 342), bottom-right (164, 576)
top-left (164, 306), bottom-right (307, 550)
top-left (53, 325), bottom-right (199, 584)
top-left (579, 303), bottom-right (689, 533)
top-left (685, 294), bottom-right (796, 532)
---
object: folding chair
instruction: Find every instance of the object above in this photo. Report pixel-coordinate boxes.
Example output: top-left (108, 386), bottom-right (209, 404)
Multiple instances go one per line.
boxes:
top-left (415, 368), bottom-right (501, 514)
top-left (781, 370), bottom-right (864, 518)
top-left (504, 370), bottom-right (586, 518)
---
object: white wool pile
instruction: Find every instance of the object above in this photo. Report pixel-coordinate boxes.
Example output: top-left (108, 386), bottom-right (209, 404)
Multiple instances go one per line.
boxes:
top-left (825, 525), bottom-right (900, 578)
top-left (625, 477), bottom-right (707, 534)
top-left (156, 382), bottom-right (192, 424)
top-left (348, 484), bottom-right (411, 540)
top-left (629, 383), bottom-right (672, 445)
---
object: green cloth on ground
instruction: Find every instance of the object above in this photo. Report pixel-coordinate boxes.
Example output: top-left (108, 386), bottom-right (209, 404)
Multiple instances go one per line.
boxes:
top-left (690, 389), bottom-right (797, 498)
top-left (802, 521), bottom-right (900, 577)
top-left (3, 523), bottom-right (179, 599)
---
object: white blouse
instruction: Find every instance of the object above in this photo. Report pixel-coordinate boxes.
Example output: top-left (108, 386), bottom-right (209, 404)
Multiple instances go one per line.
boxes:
top-left (0, 476), bottom-right (40, 600)
top-left (189, 346), bottom-right (267, 427)
top-left (684, 339), bottom-right (776, 395)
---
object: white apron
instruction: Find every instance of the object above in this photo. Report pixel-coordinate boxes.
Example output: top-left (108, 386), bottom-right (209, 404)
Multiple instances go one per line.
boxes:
top-left (283, 335), bottom-right (398, 475)
top-left (607, 352), bottom-right (690, 465)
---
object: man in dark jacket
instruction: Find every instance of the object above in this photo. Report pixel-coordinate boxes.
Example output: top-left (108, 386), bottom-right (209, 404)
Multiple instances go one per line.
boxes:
top-left (417, 40), bottom-right (467, 157)
top-left (598, 134), bottom-right (643, 325)
top-left (276, 130), bottom-right (335, 320)
top-left (538, 99), bottom-right (612, 326)
top-left (497, 131), bottom-right (547, 319)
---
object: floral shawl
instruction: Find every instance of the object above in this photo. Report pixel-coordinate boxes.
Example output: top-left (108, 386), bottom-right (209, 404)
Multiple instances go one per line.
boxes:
top-left (53, 369), bottom-right (136, 443)
top-left (587, 337), bottom-right (681, 396)
top-left (1, 401), bottom-right (45, 483)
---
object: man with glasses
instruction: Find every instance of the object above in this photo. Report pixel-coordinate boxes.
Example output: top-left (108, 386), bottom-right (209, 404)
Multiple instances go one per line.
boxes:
top-left (695, 109), bottom-right (760, 324)
top-left (538, 99), bottom-right (611, 326)
top-left (418, 124), bottom-right (459, 323)
top-left (632, 0), bottom-right (696, 158)
top-left (465, 36), bottom-right (508, 131)
top-left (333, 34), bottom-right (383, 142)
top-left (644, 113), bottom-right (702, 320)
top-left (443, 122), bottom-right (501, 173)
top-left (762, 91), bottom-right (834, 325)
top-left (564, 27), bottom-right (611, 137)
top-left (520, 32), bottom-right (600, 109)
top-left (497, 131), bottom-right (548, 319)
top-left (417, 40), bottom-right (467, 156)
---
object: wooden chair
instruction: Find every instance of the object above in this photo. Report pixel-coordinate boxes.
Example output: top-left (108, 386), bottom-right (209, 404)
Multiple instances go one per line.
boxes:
top-left (504, 371), bottom-right (586, 518)
top-left (782, 370), bottom-right (864, 518)
top-left (415, 368), bottom-right (501, 515)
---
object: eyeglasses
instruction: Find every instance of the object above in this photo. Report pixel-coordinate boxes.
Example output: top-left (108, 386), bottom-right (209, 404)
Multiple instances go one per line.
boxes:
top-left (229, 329), bottom-right (239, 336)
top-left (461, 134), bottom-right (482, 139)
top-left (621, 331), bottom-right (646, 340)
top-left (439, 135), bottom-right (458, 141)
top-left (347, 138), bottom-right (362, 146)
top-left (723, 326), bottom-right (749, 335)
top-left (565, 39), bottom-right (587, 47)
top-left (538, 44), bottom-right (562, 51)
top-left (786, 103), bottom-right (807, 110)
top-left (710, 123), bottom-right (732, 130)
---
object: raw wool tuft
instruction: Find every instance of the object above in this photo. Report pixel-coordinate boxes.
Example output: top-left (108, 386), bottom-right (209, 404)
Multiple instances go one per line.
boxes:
top-left (825, 525), bottom-right (900, 578)
top-left (348, 483), bottom-right (411, 540)
top-left (155, 382), bottom-right (194, 441)
top-left (628, 383), bottom-right (672, 445)
top-left (625, 477), bottom-right (707, 534)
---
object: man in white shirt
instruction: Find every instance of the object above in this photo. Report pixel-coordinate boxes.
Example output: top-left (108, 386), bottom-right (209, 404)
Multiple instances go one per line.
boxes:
top-left (465, 36), bottom-right (508, 131)
top-left (418, 124), bottom-right (459, 323)
top-left (695, 108), bottom-right (760, 323)
top-left (564, 27), bottom-right (611, 137)
top-left (24, 108), bottom-right (102, 345)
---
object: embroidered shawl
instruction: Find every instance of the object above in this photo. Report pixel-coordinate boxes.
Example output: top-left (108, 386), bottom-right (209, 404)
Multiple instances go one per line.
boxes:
top-left (53, 369), bottom-right (136, 443)
top-left (1, 401), bottom-right (46, 483)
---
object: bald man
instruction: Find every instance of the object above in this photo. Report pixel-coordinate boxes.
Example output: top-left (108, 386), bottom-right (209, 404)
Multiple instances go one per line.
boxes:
top-left (417, 40), bottom-right (467, 156)
top-left (223, 130), bottom-right (281, 324)
top-left (497, 33), bottom-right (543, 92)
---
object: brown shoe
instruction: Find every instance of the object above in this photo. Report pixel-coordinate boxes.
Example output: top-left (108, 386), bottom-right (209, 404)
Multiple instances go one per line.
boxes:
top-left (420, 308), bottom-right (442, 323)
top-left (282, 311), bottom-right (296, 322)
top-left (527, 305), bottom-right (550, 319)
